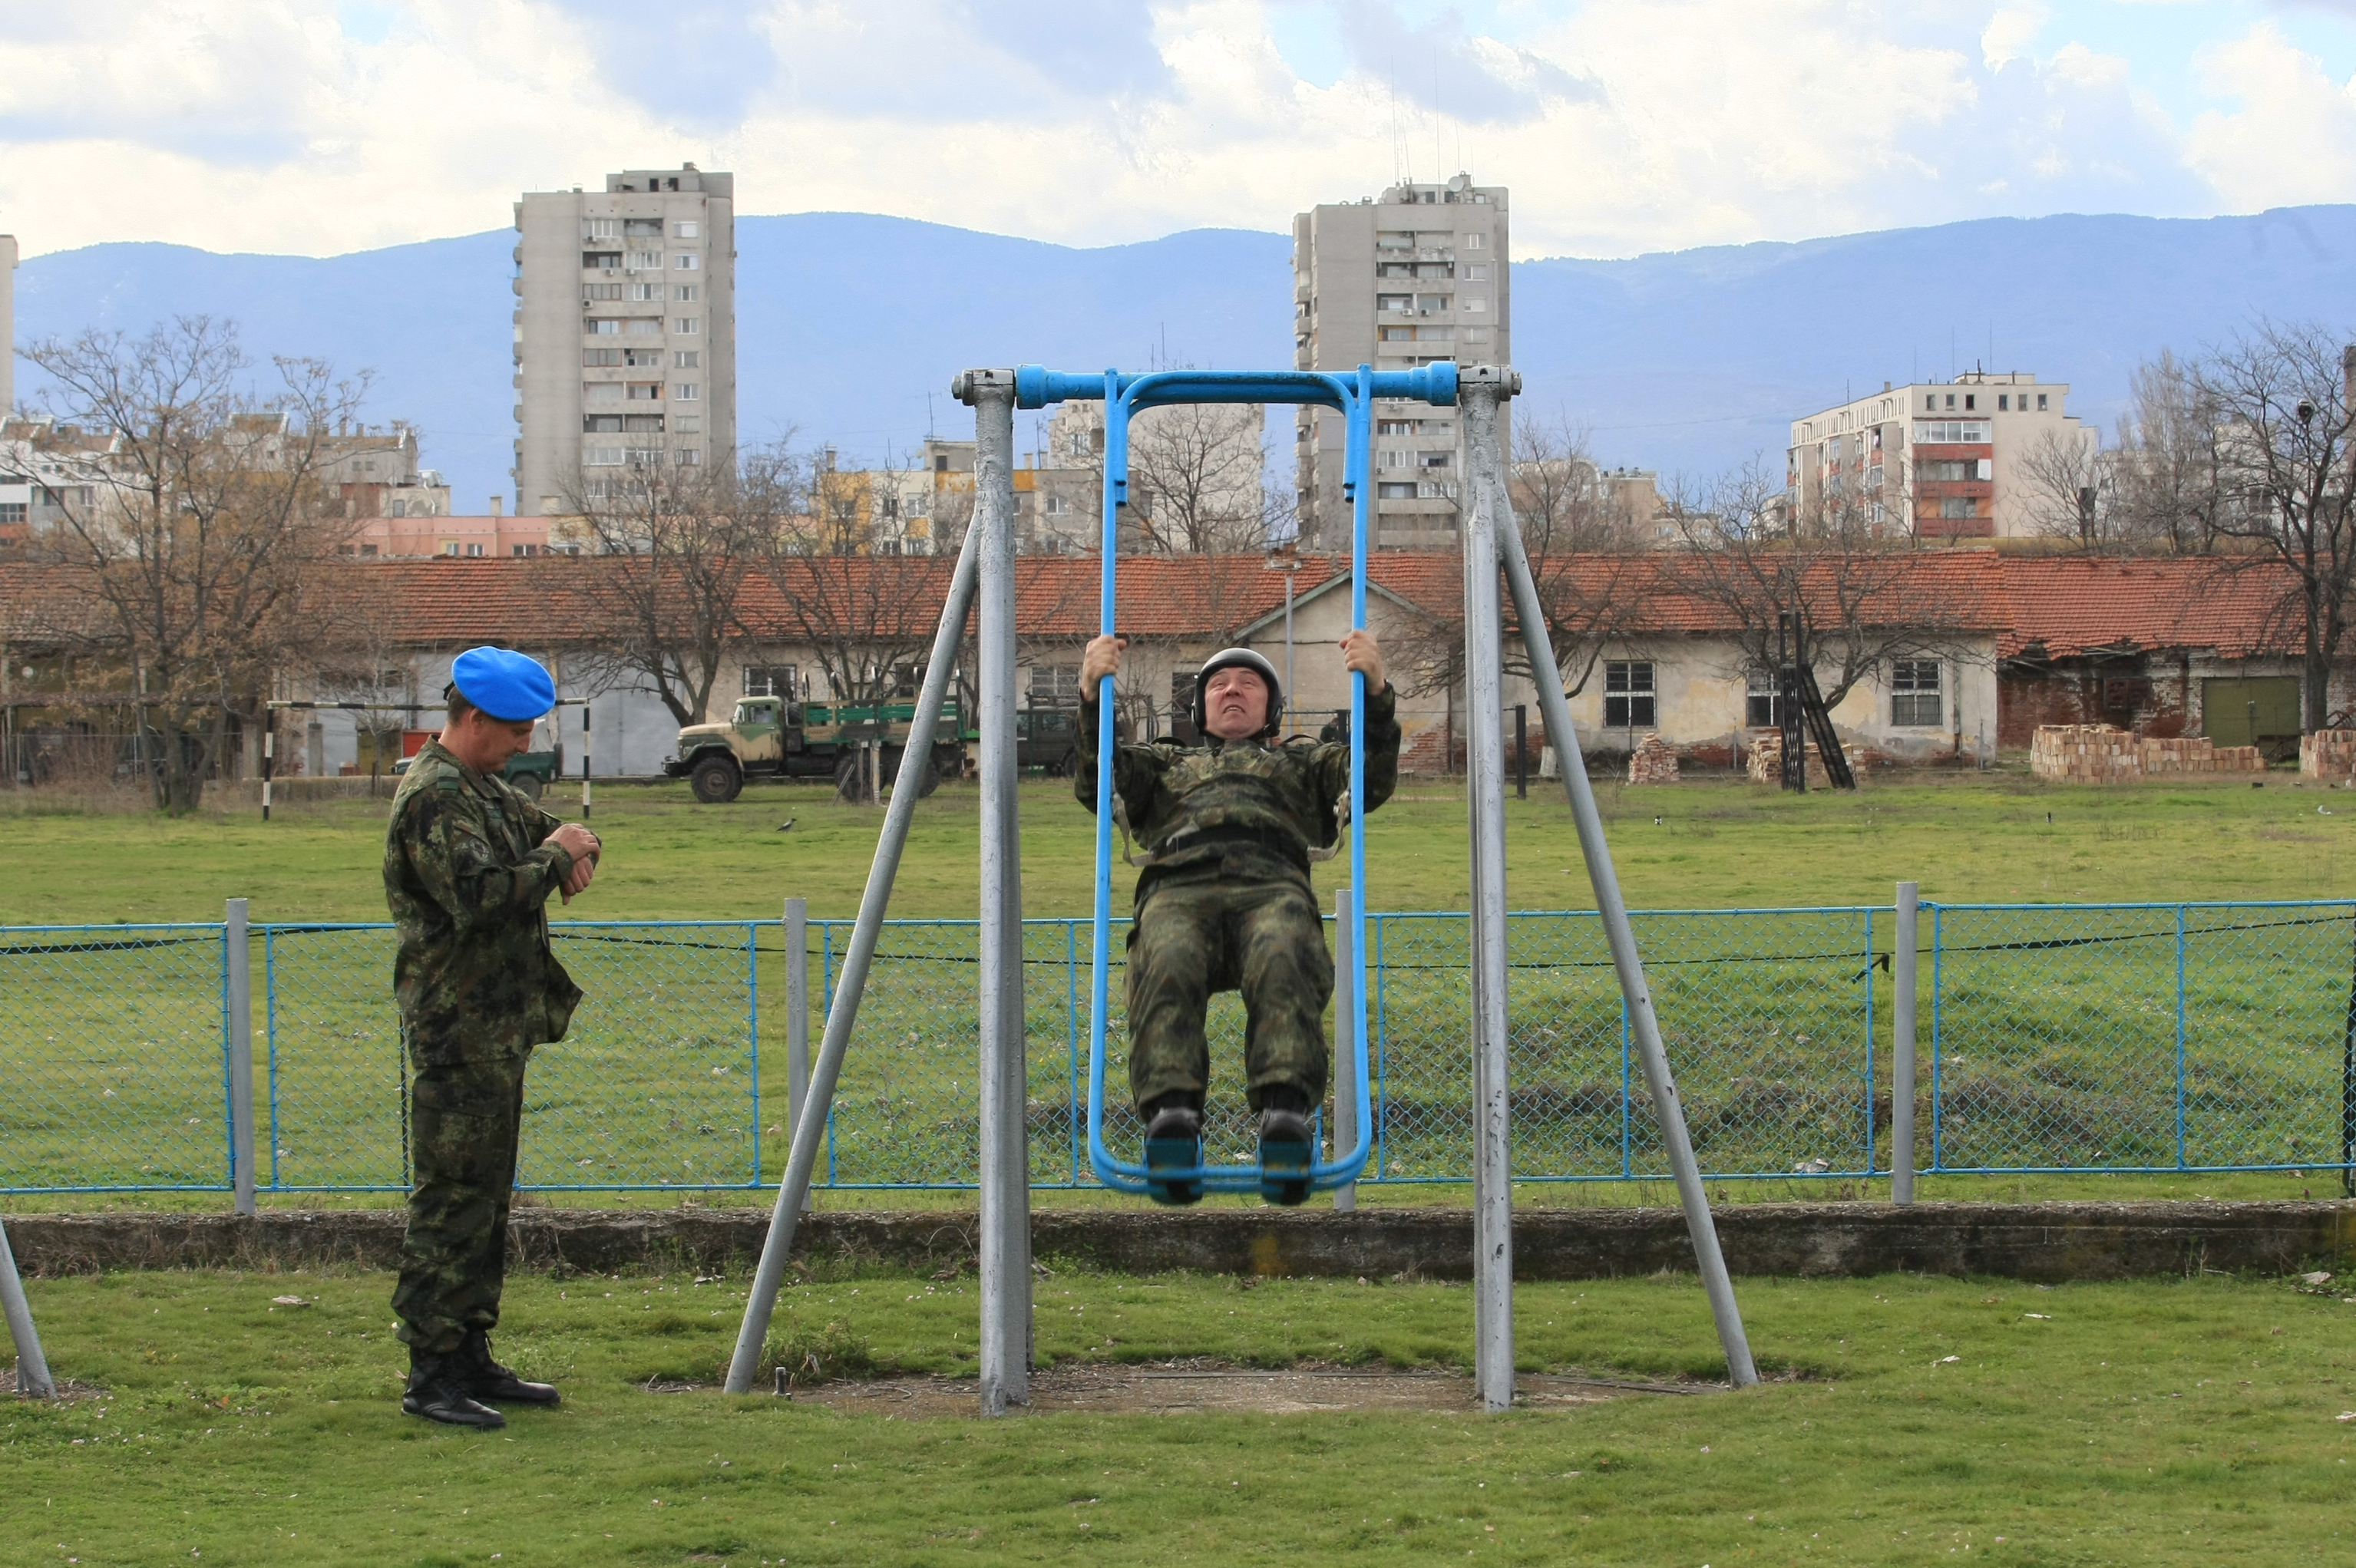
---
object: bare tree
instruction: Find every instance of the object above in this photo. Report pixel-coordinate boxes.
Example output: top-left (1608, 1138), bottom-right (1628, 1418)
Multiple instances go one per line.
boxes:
top-left (2014, 426), bottom-right (2116, 549)
top-left (1667, 462), bottom-right (1980, 711)
top-left (563, 441), bottom-right (801, 726)
top-left (2196, 322), bottom-right (2356, 731)
top-left (2110, 349), bottom-right (2229, 553)
top-left (21, 316), bottom-right (368, 810)
top-left (1046, 399), bottom-right (1267, 556)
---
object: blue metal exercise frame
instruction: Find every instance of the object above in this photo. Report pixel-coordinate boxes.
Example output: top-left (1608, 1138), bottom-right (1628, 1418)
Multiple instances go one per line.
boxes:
top-left (1015, 361), bottom-right (1460, 1194)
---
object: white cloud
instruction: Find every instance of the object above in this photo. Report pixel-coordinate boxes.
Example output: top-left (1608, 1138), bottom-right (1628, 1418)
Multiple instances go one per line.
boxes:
top-left (0, 0), bottom-right (2348, 263)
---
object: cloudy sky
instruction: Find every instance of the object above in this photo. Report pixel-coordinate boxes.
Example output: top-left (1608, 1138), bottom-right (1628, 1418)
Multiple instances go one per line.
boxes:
top-left (3, 0), bottom-right (2354, 262)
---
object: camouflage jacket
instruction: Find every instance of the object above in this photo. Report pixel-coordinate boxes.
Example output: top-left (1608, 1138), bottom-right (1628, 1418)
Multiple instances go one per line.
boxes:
top-left (383, 740), bottom-right (584, 1064)
top-left (1076, 683), bottom-right (1399, 903)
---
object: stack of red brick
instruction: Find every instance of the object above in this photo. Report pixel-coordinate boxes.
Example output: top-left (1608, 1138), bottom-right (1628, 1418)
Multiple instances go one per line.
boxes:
top-left (2031, 724), bottom-right (2264, 782)
top-left (1627, 732), bottom-right (1680, 786)
top-left (2300, 729), bottom-right (2356, 780)
top-left (1744, 731), bottom-right (1858, 788)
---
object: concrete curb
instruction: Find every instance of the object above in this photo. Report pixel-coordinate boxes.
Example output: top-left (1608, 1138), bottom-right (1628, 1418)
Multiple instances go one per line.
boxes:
top-left (8, 1200), bottom-right (2355, 1282)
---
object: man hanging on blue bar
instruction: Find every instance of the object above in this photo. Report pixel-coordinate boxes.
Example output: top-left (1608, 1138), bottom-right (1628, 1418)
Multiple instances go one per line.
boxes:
top-left (1076, 629), bottom-right (1398, 1205)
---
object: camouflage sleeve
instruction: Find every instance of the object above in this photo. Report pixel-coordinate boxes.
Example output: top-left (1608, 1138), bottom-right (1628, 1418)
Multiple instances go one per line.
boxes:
top-left (1313, 682), bottom-right (1402, 817)
top-left (398, 789), bottom-right (575, 929)
top-left (1073, 695), bottom-right (1167, 820)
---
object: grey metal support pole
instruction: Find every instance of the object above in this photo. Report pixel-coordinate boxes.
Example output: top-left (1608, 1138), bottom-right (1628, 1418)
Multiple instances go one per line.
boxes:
top-left (1332, 886), bottom-right (1358, 1213)
top-left (724, 522), bottom-right (983, 1395)
top-left (0, 1216), bottom-right (54, 1398)
top-left (967, 369), bottom-right (1032, 1415)
top-left (1459, 371), bottom-right (1516, 1413)
top-left (1492, 405), bottom-right (1761, 1391)
top-left (783, 896), bottom-right (811, 1216)
top-left (1892, 882), bottom-right (1919, 1206)
top-left (226, 897), bottom-right (256, 1216)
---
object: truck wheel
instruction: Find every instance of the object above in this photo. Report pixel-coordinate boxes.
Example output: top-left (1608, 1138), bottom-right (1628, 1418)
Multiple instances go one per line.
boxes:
top-left (900, 751), bottom-right (940, 799)
top-left (834, 753), bottom-right (864, 803)
top-left (510, 771), bottom-right (544, 801)
top-left (690, 755), bottom-right (742, 804)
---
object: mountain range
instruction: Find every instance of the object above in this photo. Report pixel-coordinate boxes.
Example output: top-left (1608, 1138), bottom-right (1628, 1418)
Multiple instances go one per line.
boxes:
top-left (16, 203), bottom-right (2356, 513)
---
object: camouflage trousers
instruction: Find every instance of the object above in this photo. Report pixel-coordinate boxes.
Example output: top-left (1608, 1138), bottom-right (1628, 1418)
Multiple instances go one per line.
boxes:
top-left (392, 1051), bottom-right (529, 1354)
top-left (1125, 876), bottom-right (1333, 1113)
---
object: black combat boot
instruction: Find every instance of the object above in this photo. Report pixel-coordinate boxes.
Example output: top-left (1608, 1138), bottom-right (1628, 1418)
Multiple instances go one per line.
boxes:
top-left (1142, 1095), bottom-right (1204, 1207)
top-left (1257, 1089), bottom-right (1314, 1207)
top-left (458, 1329), bottom-right (560, 1407)
top-left (403, 1348), bottom-right (506, 1428)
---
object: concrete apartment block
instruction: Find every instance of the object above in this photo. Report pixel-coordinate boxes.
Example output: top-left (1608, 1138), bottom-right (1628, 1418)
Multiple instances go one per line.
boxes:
top-left (1292, 173), bottom-right (1508, 551)
top-left (1787, 372), bottom-right (2096, 540)
top-left (512, 164), bottom-right (735, 517)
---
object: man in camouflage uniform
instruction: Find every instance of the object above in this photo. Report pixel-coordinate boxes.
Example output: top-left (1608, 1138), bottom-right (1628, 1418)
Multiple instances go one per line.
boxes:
top-left (1076, 629), bottom-right (1398, 1205)
top-left (384, 646), bottom-right (601, 1428)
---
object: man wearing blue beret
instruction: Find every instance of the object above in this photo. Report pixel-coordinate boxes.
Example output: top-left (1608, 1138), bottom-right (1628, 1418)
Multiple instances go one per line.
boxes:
top-left (383, 645), bottom-right (602, 1428)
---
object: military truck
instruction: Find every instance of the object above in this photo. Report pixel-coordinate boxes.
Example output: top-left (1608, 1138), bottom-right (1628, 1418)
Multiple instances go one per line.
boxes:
top-left (666, 694), bottom-right (969, 804)
top-left (391, 723), bottom-right (564, 799)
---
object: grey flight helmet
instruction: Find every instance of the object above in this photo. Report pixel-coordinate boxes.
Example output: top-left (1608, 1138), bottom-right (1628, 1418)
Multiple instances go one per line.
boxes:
top-left (1192, 647), bottom-right (1283, 738)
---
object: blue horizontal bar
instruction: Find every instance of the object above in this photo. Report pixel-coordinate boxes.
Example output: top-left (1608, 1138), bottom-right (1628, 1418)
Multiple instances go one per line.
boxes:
top-left (1016, 363), bottom-right (1457, 411)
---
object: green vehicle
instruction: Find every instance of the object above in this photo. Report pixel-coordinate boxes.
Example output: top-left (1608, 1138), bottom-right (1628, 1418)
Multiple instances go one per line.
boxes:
top-left (390, 721), bottom-right (563, 799)
top-left (666, 693), bottom-right (971, 804)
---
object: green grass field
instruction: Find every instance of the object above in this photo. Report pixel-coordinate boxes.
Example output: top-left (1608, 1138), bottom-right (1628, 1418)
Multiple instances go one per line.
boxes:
top-left (5, 771), bottom-right (2355, 1210)
top-left (6, 767), bottom-right (2356, 924)
top-left (8, 1260), bottom-right (2355, 1566)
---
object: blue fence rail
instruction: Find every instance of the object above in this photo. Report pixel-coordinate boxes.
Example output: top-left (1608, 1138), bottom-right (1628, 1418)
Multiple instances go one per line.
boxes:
top-left (3, 903), bottom-right (2349, 1196)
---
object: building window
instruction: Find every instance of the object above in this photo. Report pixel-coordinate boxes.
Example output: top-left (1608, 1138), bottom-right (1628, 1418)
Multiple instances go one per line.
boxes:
top-left (1604, 662), bottom-right (1655, 728)
top-left (675, 317), bottom-right (701, 334)
top-left (441, 541), bottom-right (460, 556)
top-left (674, 383), bottom-right (699, 401)
top-left (627, 318), bottom-right (663, 335)
top-left (673, 253), bottom-right (700, 271)
top-left (0, 503), bottom-right (25, 526)
top-left (1045, 495), bottom-right (1067, 514)
top-left (626, 382), bottom-right (663, 401)
top-left (584, 383), bottom-right (623, 403)
top-left (1030, 665), bottom-right (1082, 704)
top-left (587, 218), bottom-right (620, 239)
top-left (673, 350), bottom-right (699, 368)
top-left (581, 250), bottom-right (623, 269)
top-left (465, 543), bottom-right (484, 556)
top-left (1746, 670), bottom-right (1780, 728)
top-left (1465, 263), bottom-right (1489, 282)
top-left (1465, 326), bottom-right (1489, 344)
top-left (628, 282), bottom-right (663, 302)
top-left (675, 447), bottom-right (701, 465)
top-left (583, 348), bottom-right (621, 367)
top-left (1892, 661), bottom-right (1942, 727)
top-left (676, 285), bottom-right (699, 302)
top-left (1997, 394), bottom-right (2009, 411)
top-left (359, 543), bottom-right (378, 557)
top-left (673, 220), bottom-right (699, 239)
top-left (625, 250), bottom-right (663, 272)
top-left (582, 282), bottom-right (623, 301)
top-left (1912, 421), bottom-right (1991, 444)
top-left (586, 319), bottom-right (620, 335)
top-left (1378, 450), bottom-right (1409, 469)
top-left (1939, 497), bottom-right (1975, 519)
top-left (1463, 295), bottom-right (1487, 312)
top-left (623, 346), bottom-right (663, 367)
top-left (673, 415), bottom-right (701, 433)
top-left (624, 446), bottom-right (664, 466)
top-left (512, 544), bottom-right (530, 556)
top-left (585, 447), bottom-right (623, 466)
top-left (1465, 233), bottom-right (1484, 249)
top-left (1963, 394), bottom-right (1976, 411)
top-left (2037, 393), bottom-right (2048, 411)
top-left (744, 665), bottom-right (797, 698)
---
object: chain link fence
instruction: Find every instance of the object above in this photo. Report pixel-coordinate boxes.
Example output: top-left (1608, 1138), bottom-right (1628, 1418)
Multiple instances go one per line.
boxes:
top-left (4, 902), bottom-right (2351, 1196)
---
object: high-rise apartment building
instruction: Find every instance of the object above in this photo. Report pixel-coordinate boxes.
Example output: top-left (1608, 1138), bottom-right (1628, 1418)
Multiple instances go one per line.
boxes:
top-left (1292, 173), bottom-right (1508, 550)
top-left (512, 164), bottom-right (735, 517)
top-left (1786, 371), bottom-right (2094, 540)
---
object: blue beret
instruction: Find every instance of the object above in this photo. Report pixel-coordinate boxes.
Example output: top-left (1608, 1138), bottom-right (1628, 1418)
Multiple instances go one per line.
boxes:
top-left (451, 647), bottom-right (556, 721)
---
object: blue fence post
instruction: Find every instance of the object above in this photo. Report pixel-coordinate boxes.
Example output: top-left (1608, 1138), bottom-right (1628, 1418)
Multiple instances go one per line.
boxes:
top-left (1065, 919), bottom-right (1081, 1185)
top-left (2175, 903), bottom-right (2189, 1171)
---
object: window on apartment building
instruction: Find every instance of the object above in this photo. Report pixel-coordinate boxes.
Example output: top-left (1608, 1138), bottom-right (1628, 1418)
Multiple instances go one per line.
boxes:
top-left (1463, 295), bottom-right (1487, 313)
top-left (625, 250), bottom-right (663, 271)
top-left (1377, 420), bottom-right (1415, 435)
top-left (1465, 233), bottom-right (1484, 249)
top-left (465, 543), bottom-right (484, 557)
top-left (1465, 263), bottom-right (1489, 281)
top-left (582, 250), bottom-right (623, 269)
top-left (583, 415), bottom-right (623, 433)
top-left (1031, 665), bottom-right (1083, 704)
top-left (628, 318), bottom-right (663, 334)
top-left (621, 347), bottom-right (662, 368)
top-left (2037, 393), bottom-right (2048, 410)
top-left (512, 544), bottom-right (532, 556)
top-left (1377, 293), bottom-right (1411, 312)
top-left (441, 540), bottom-right (460, 556)
top-left (587, 219), bottom-right (620, 239)
top-left (1465, 326), bottom-right (1489, 344)
top-left (675, 447), bottom-right (701, 465)
top-left (1746, 670), bottom-right (1781, 728)
top-left (1998, 394), bottom-right (2010, 411)
top-left (625, 218), bottom-right (662, 236)
top-left (1378, 481), bottom-right (1416, 499)
top-left (1604, 662), bottom-right (1655, 728)
top-left (628, 282), bottom-right (663, 302)
top-left (743, 665), bottom-right (798, 698)
top-left (624, 446), bottom-right (664, 466)
top-left (626, 382), bottom-right (663, 401)
top-left (673, 253), bottom-right (700, 270)
top-left (1891, 661), bottom-right (1942, 727)
top-left (1380, 326), bottom-right (1414, 342)
top-left (1416, 326), bottom-right (1453, 342)
top-left (675, 317), bottom-right (701, 334)
top-left (1378, 450), bottom-right (1409, 469)
top-left (586, 447), bottom-right (623, 466)
top-left (673, 220), bottom-right (699, 239)
top-left (584, 384), bottom-right (623, 404)
top-left (676, 285), bottom-right (699, 302)
top-left (1419, 451), bottom-right (1452, 469)
top-left (623, 414), bottom-right (665, 433)
top-left (674, 350), bottom-right (699, 368)
top-left (674, 415), bottom-right (701, 433)
top-left (587, 319), bottom-right (620, 335)
top-left (1044, 495), bottom-right (1067, 514)
top-left (1939, 497), bottom-right (1975, 519)
top-left (583, 348), bottom-right (622, 366)
top-left (359, 543), bottom-right (378, 557)
top-left (582, 282), bottom-right (623, 301)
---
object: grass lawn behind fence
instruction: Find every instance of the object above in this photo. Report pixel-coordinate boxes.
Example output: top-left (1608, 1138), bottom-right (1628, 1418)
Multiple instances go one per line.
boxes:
top-left (6, 770), bottom-right (2356, 925)
top-left (8, 1262), bottom-right (2356, 1566)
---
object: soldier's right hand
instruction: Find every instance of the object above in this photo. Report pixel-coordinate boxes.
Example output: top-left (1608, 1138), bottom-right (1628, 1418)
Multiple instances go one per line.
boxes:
top-left (1081, 634), bottom-right (1128, 696)
top-left (551, 824), bottom-right (600, 896)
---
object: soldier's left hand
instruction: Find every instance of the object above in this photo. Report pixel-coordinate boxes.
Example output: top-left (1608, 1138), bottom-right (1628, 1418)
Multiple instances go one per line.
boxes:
top-left (1339, 629), bottom-right (1386, 692)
